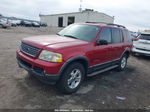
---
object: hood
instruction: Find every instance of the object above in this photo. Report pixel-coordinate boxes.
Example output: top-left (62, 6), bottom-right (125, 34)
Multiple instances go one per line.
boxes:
top-left (22, 35), bottom-right (89, 49)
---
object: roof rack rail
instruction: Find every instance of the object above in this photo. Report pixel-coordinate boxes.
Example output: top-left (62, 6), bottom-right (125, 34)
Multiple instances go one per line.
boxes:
top-left (107, 23), bottom-right (126, 28)
top-left (85, 22), bottom-right (108, 24)
top-left (85, 22), bottom-right (126, 28)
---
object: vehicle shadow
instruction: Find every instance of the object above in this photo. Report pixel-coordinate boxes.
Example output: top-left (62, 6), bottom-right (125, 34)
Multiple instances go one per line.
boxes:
top-left (84, 65), bottom-right (136, 88)
top-left (133, 55), bottom-right (150, 61)
top-left (18, 73), bottom-right (60, 95)
top-left (18, 65), bottom-right (136, 97)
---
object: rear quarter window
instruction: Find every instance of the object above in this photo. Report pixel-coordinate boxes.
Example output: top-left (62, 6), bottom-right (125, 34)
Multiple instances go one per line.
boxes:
top-left (123, 30), bottom-right (132, 42)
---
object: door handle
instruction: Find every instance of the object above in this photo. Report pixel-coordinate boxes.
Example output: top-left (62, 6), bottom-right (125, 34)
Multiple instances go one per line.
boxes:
top-left (108, 46), bottom-right (113, 49)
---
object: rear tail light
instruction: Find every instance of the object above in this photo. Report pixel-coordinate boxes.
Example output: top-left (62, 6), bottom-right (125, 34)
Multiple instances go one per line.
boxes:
top-left (132, 38), bottom-right (139, 41)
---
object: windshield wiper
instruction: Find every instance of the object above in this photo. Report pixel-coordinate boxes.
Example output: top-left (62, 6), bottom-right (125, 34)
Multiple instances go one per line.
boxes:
top-left (63, 35), bottom-right (78, 39)
top-left (56, 33), bottom-right (61, 36)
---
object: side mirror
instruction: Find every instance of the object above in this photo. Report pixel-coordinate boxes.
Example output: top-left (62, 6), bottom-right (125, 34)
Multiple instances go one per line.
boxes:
top-left (97, 39), bottom-right (108, 45)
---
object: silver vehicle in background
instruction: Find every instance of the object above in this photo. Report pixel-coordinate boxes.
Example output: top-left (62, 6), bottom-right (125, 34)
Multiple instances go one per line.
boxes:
top-left (0, 18), bottom-right (11, 28)
top-left (132, 32), bottom-right (150, 56)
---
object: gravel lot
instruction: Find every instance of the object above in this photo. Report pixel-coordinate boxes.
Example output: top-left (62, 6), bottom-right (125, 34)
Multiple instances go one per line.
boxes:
top-left (0, 27), bottom-right (150, 110)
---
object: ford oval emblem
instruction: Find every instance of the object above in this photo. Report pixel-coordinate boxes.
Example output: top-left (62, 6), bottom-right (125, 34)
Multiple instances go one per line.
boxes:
top-left (27, 48), bottom-right (30, 51)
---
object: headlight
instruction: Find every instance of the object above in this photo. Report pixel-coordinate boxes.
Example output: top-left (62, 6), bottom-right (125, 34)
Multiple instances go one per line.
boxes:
top-left (133, 43), bottom-right (136, 47)
top-left (39, 50), bottom-right (62, 62)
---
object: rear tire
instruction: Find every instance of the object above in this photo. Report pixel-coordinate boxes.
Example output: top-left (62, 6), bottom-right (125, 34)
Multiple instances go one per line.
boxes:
top-left (131, 52), bottom-right (136, 56)
top-left (57, 62), bottom-right (85, 94)
top-left (117, 54), bottom-right (127, 71)
top-left (3, 26), bottom-right (7, 29)
top-left (0, 24), bottom-right (3, 28)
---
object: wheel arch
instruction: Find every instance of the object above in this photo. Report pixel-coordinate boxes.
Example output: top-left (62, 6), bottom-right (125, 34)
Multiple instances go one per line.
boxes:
top-left (121, 48), bottom-right (130, 59)
top-left (59, 56), bottom-right (89, 75)
top-left (125, 50), bottom-right (130, 58)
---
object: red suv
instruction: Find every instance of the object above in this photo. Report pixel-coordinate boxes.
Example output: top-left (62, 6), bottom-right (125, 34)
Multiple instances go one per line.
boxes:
top-left (17, 23), bottom-right (132, 94)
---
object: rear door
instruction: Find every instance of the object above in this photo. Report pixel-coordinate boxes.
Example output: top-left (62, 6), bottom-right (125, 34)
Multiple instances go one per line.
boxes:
top-left (111, 28), bottom-right (124, 60)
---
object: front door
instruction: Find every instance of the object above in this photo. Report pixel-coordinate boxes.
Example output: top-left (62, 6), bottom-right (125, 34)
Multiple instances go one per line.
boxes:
top-left (92, 28), bottom-right (112, 71)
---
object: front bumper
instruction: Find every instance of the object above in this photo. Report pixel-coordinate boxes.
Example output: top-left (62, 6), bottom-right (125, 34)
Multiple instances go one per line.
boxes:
top-left (17, 50), bottom-right (62, 84)
top-left (132, 47), bottom-right (150, 56)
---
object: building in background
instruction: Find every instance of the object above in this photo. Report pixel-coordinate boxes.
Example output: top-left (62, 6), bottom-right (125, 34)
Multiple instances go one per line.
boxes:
top-left (39, 9), bottom-right (114, 27)
top-left (144, 30), bottom-right (150, 32)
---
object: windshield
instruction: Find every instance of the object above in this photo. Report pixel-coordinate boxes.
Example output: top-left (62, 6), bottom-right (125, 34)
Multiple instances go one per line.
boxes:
top-left (139, 34), bottom-right (150, 40)
top-left (0, 18), bottom-right (7, 22)
top-left (57, 24), bottom-right (100, 42)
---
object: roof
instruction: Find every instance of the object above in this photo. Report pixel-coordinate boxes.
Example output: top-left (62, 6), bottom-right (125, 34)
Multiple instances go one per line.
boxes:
top-left (141, 32), bottom-right (150, 35)
top-left (39, 11), bottom-right (114, 19)
top-left (0, 16), bottom-right (39, 22)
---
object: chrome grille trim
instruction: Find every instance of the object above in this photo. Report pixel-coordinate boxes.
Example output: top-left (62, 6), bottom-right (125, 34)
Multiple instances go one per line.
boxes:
top-left (20, 42), bottom-right (40, 57)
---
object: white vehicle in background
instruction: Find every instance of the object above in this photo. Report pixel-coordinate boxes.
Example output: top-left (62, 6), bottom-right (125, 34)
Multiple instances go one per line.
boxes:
top-left (132, 32), bottom-right (150, 56)
top-left (15, 20), bottom-right (21, 26)
top-left (32, 21), bottom-right (40, 27)
top-left (9, 20), bottom-right (17, 27)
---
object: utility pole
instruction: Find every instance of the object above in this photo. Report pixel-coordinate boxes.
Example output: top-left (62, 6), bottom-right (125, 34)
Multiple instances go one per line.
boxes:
top-left (79, 0), bottom-right (83, 12)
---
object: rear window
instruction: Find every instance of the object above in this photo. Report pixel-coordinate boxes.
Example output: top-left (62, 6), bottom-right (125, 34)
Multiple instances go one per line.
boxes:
top-left (0, 19), bottom-right (6, 22)
top-left (139, 34), bottom-right (150, 40)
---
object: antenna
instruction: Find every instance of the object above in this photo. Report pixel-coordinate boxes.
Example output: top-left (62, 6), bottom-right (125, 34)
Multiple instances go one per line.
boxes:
top-left (79, 0), bottom-right (82, 12)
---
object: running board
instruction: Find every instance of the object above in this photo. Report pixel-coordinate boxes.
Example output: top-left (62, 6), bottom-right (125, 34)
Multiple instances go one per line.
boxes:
top-left (87, 65), bottom-right (118, 77)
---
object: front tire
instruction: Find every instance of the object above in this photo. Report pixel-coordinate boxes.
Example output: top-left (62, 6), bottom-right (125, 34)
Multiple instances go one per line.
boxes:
top-left (117, 54), bottom-right (127, 71)
top-left (57, 62), bottom-right (85, 94)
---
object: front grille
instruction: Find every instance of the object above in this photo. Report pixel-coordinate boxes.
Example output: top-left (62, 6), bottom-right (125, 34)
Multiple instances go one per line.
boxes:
top-left (20, 43), bottom-right (40, 57)
top-left (136, 48), bottom-right (150, 52)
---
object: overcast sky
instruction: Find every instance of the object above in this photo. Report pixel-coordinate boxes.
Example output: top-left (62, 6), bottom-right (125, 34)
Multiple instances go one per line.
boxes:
top-left (0, 0), bottom-right (149, 31)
